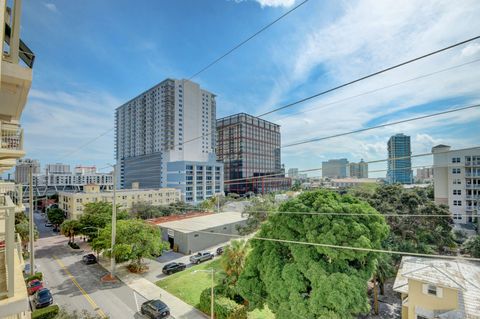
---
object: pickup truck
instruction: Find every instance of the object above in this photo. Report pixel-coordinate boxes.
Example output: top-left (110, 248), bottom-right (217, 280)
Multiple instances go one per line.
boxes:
top-left (189, 252), bottom-right (214, 264)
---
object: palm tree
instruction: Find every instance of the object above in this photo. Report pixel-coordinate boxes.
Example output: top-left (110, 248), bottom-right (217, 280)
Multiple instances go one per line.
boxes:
top-left (61, 220), bottom-right (81, 243)
top-left (220, 240), bottom-right (248, 286)
top-left (372, 253), bottom-right (395, 314)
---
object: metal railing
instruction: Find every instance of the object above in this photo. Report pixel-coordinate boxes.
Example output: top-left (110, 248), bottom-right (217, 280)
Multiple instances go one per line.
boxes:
top-left (465, 172), bottom-right (480, 177)
top-left (0, 122), bottom-right (23, 152)
top-left (465, 161), bottom-right (480, 166)
top-left (466, 185), bottom-right (480, 189)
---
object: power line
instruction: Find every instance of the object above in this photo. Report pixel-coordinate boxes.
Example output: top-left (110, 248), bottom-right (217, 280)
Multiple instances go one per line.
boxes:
top-left (257, 35), bottom-right (480, 117)
top-left (282, 104), bottom-right (480, 148)
top-left (59, 127), bottom-right (114, 160)
top-left (187, 0), bottom-right (310, 80)
top-left (273, 57), bottom-right (480, 122)
top-left (161, 226), bottom-right (480, 262)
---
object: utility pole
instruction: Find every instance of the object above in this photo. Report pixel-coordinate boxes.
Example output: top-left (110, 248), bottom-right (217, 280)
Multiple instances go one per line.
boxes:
top-left (29, 164), bottom-right (34, 276)
top-left (110, 164), bottom-right (117, 279)
top-left (210, 269), bottom-right (214, 319)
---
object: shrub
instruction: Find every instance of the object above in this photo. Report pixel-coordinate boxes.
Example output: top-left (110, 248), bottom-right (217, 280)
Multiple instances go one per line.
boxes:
top-left (198, 287), bottom-right (247, 319)
top-left (31, 305), bottom-right (59, 319)
top-left (25, 272), bottom-right (43, 283)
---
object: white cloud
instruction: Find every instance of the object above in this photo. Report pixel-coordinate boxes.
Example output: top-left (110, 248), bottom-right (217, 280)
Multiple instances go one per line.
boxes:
top-left (43, 3), bottom-right (58, 13)
top-left (232, 0), bottom-right (296, 8)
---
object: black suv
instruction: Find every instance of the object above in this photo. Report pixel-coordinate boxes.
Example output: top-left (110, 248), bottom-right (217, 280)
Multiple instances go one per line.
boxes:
top-left (82, 254), bottom-right (97, 265)
top-left (162, 262), bottom-right (186, 275)
top-left (141, 299), bottom-right (170, 319)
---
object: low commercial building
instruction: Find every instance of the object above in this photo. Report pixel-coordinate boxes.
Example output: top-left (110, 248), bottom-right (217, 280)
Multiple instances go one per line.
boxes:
top-left (329, 178), bottom-right (380, 188)
top-left (58, 183), bottom-right (181, 220)
top-left (393, 256), bottom-right (480, 319)
top-left (154, 212), bottom-right (247, 254)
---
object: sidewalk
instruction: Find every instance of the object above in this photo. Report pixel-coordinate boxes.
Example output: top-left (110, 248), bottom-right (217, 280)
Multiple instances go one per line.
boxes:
top-left (78, 241), bottom-right (206, 319)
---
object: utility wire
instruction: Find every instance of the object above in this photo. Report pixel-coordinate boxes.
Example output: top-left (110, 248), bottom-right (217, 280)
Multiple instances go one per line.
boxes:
top-left (160, 226), bottom-right (480, 262)
top-left (257, 35), bottom-right (480, 117)
top-left (187, 0), bottom-right (310, 80)
top-left (282, 104), bottom-right (480, 148)
top-left (273, 57), bottom-right (480, 122)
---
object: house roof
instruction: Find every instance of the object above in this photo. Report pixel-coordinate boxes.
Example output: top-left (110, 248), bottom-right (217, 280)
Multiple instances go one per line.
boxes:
top-left (155, 211), bottom-right (247, 234)
top-left (393, 256), bottom-right (480, 318)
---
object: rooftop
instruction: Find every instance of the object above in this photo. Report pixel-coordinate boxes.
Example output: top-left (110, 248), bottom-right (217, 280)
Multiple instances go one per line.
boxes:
top-left (155, 211), bottom-right (247, 233)
top-left (393, 256), bottom-right (480, 318)
top-left (147, 211), bottom-right (213, 225)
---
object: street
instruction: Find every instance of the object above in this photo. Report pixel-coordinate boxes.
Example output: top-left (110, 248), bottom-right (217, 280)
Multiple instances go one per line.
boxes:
top-left (33, 212), bottom-right (148, 318)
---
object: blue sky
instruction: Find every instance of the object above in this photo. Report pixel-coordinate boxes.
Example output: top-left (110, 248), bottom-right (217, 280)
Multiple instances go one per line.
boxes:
top-left (11, 0), bottom-right (480, 178)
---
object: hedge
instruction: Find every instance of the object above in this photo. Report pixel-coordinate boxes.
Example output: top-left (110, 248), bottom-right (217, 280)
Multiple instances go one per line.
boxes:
top-left (25, 272), bottom-right (43, 283)
top-left (199, 287), bottom-right (247, 319)
top-left (32, 305), bottom-right (59, 319)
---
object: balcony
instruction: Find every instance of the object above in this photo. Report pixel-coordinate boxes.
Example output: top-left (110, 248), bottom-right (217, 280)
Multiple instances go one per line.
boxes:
top-left (466, 184), bottom-right (480, 189)
top-left (465, 161), bottom-right (480, 167)
top-left (0, 122), bottom-right (24, 162)
top-left (1, 0), bottom-right (34, 124)
top-left (465, 172), bottom-right (480, 177)
top-left (0, 194), bottom-right (29, 318)
top-left (466, 194), bottom-right (480, 200)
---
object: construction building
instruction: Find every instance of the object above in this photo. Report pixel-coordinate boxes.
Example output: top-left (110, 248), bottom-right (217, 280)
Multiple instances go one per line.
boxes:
top-left (216, 113), bottom-right (290, 194)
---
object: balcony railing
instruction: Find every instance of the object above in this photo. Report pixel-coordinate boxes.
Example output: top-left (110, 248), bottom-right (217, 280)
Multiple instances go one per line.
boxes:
top-left (0, 122), bottom-right (23, 152)
top-left (466, 194), bottom-right (480, 199)
top-left (465, 172), bottom-right (480, 177)
top-left (465, 161), bottom-right (480, 167)
top-left (466, 185), bottom-right (480, 189)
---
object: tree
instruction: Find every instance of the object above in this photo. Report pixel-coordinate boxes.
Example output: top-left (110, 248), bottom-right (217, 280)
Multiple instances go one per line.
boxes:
top-left (78, 202), bottom-right (129, 239)
top-left (15, 220), bottom-right (39, 249)
top-left (92, 219), bottom-right (169, 271)
top-left (221, 240), bottom-right (249, 286)
top-left (352, 184), bottom-right (455, 257)
top-left (237, 190), bottom-right (389, 319)
top-left (47, 208), bottom-right (65, 229)
top-left (237, 196), bottom-right (277, 235)
top-left (61, 220), bottom-right (82, 243)
top-left (464, 236), bottom-right (480, 258)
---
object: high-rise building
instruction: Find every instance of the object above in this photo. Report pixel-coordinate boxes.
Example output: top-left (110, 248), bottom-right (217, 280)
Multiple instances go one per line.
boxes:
top-left (15, 158), bottom-right (40, 184)
top-left (387, 134), bottom-right (412, 184)
top-left (322, 158), bottom-right (348, 178)
top-left (115, 78), bottom-right (223, 203)
top-left (45, 163), bottom-right (70, 174)
top-left (416, 167), bottom-right (434, 182)
top-left (432, 145), bottom-right (480, 225)
top-left (216, 113), bottom-right (290, 194)
top-left (288, 168), bottom-right (299, 179)
top-left (349, 159), bottom-right (368, 178)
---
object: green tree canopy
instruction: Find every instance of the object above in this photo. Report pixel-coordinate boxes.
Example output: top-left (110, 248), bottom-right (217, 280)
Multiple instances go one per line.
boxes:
top-left (78, 202), bottom-right (129, 239)
top-left (220, 240), bottom-right (249, 286)
top-left (464, 235), bottom-right (480, 258)
top-left (92, 219), bottom-right (169, 268)
top-left (61, 220), bottom-right (82, 243)
top-left (237, 190), bottom-right (389, 319)
top-left (15, 220), bottom-right (39, 248)
top-left (47, 208), bottom-right (65, 227)
top-left (351, 184), bottom-right (455, 255)
top-left (237, 196), bottom-right (278, 235)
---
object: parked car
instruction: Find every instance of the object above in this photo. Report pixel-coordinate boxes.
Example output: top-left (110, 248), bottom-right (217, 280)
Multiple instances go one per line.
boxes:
top-left (82, 253), bottom-right (97, 265)
top-left (140, 299), bottom-right (170, 319)
top-left (27, 279), bottom-right (44, 295)
top-left (34, 288), bottom-right (53, 308)
top-left (162, 262), bottom-right (186, 275)
top-left (23, 263), bottom-right (38, 275)
top-left (44, 222), bottom-right (53, 227)
top-left (216, 247), bottom-right (225, 256)
top-left (189, 252), bottom-right (214, 264)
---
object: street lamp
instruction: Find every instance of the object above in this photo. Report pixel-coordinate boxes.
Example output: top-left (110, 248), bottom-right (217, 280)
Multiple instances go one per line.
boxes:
top-left (101, 163), bottom-right (117, 281)
top-left (194, 269), bottom-right (215, 319)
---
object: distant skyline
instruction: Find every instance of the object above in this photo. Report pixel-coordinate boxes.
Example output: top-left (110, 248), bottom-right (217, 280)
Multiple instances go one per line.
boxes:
top-left (10, 0), bottom-right (480, 179)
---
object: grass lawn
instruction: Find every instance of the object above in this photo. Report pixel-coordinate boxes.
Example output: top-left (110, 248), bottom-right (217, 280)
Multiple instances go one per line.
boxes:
top-left (156, 258), bottom-right (275, 318)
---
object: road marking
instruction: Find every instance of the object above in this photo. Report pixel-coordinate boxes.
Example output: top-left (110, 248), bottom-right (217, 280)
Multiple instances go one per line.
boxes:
top-left (52, 255), bottom-right (107, 318)
top-left (133, 290), bottom-right (140, 312)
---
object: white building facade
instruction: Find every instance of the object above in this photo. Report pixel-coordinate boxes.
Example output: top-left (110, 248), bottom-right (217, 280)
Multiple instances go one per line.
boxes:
top-left (432, 145), bottom-right (480, 225)
top-left (115, 78), bottom-right (223, 203)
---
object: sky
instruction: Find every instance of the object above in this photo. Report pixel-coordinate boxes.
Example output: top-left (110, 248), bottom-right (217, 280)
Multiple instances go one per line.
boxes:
top-left (10, 0), bottom-right (480, 178)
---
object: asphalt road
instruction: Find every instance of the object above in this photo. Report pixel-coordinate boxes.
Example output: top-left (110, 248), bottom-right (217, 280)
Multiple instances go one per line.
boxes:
top-left (33, 212), bottom-right (149, 318)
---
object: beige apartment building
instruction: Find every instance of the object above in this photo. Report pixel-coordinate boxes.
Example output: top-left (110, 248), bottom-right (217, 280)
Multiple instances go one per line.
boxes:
top-left (393, 256), bottom-right (480, 319)
top-left (59, 183), bottom-right (181, 219)
top-left (1, 0), bottom-right (34, 318)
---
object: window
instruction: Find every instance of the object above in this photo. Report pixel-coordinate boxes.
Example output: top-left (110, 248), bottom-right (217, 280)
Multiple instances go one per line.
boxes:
top-left (452, 157), bottom-right (461, 163)
top-left (453, 179), bottom-right (461, 185)
top-left (453, 200), bottom-right (462, 206)
top-left (452, 168), bottom-right (461, 174)
top-left (453, 190), bottom-right (461, 195)
top-left (427, 285), bottom-right (437, 295)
